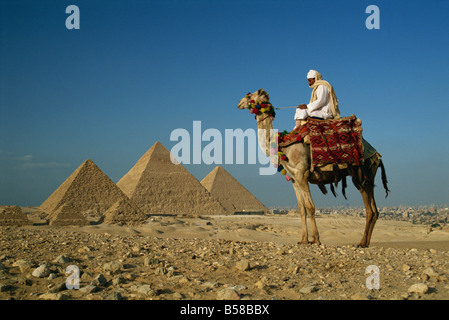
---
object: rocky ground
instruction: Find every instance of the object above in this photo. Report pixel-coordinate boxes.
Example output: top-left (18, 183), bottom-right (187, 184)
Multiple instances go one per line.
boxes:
top-left (1, 224), bottom-right (448, 301)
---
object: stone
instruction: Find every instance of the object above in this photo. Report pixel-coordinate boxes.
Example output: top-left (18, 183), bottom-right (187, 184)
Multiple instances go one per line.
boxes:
top-left (0, 283), bottom-right (11, 292)
top-left (407, 283), bottom-right (429, 294)
top-left (78, 246), bottom-right (92, 253)
top-left (351, 292), bottom-right (369, 300)
top-left (134, 284), bottom-right (155, 296)
top-left (422, 267), bottom-right (438, 278)
top-left (235, 259), bottom-right (251, 271)
top-left (53, 255), bottom-right (71, 264)
top-left (13, 259), bottom-right (33, 273)
top-left (103, 292), bottom-right (123, 300)
top-left (299, 285), bottom-right (318, 294)
top-left (91, 274), bottom-right (107, 286)
top-left (48, 282), bottom-right (67, 293)
top-left (173, 292), bottom-right (184, 299)
top-left (255, 280), bottom-right (267, 290)
top-left (79, 285), bottom-right (99, 294)
top-left (103, 261), bottom-right (122, 274)
top-left (217, 288), bottom-right (240, 300)
top-left (32, 264), bottom-right (51, 278)
top-left (112, 276), bottom-right (124, 286)
top-left (39, 293), bottom-right (69, 300)
top-left (144, 256), bottom-right (159, 266)
top-left (155, 267), bottom-right (167, 276)
top-left (47, 273), bottom-right (57, 280)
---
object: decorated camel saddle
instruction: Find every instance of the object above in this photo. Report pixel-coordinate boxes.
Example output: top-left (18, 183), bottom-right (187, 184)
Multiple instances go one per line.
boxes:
top-left (278, 115), bottom-right (378, 173)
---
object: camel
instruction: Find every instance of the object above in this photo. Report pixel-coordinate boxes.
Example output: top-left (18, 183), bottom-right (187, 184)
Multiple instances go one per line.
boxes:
top-left (238, 89), bottom-right (389, 248)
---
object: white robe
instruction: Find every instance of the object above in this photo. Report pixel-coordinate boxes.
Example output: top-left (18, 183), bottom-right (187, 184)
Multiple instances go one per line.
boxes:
top-left (294, 85), bottom-right (334, 120)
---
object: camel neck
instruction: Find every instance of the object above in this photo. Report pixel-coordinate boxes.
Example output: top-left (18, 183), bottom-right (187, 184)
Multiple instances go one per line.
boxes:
top-left (255, 114), bottom-right (274, 158)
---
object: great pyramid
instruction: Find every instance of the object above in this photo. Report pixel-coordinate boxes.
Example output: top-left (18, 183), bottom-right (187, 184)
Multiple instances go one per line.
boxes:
top-left (40, 159), bottom-right (147, 226)
top-left (0, 206), bottom-right (30, 226)
top-left (116, 141), bottom-right (227, 215)
top-left (200, 166), bottom-right (269, 214)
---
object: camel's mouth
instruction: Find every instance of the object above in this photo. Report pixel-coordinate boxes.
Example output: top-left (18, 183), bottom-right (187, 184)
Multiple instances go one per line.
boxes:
top-left (237, 93), bottom-right (252, 109)
top-left (237, 101), bottom-right (248, 109)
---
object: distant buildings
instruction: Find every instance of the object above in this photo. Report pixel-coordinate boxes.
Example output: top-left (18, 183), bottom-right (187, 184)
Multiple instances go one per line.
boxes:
top-left (269, 205), bottom-right (449, 226)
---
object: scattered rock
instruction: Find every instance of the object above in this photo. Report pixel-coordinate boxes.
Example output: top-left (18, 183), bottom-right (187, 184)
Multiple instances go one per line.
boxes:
top-left (0, 283), bottom-right (11, 292)
top-left (235, 259), bottom-right (251, 271)
top-left (53, 255), bottom-right (71, 264)
top-left (48, 282), bottom-right (67, 293)
top-left (47, 273), bottom-right (57, 280)
top-left (32, 264), bottom-right (51, 278)
top-left (173, 292), bottom-right (184, 299)
top-left (217, 288), bottom-right (240, 300)
top-left (131, 284), bottom-right (155, 296)
top-left (255, 280), bottom-right (267, 290)
top-left (103, 261), bottom-right (122, 274)
top-left (144, 256), bottom-right (159, 266)
top-left (103, 292), bottom-right (123, 300)
top-left (91, 274), bottom-right (107, 286)
top-left (79, 285), bottom-right (99, 294)
top-left (351, 292), bottom-right (369, 300)
top-left (155, 267), bottom-right (167, 276)
top-left (422, 267), bottom-right (438, 278)
top-left (408, 283), bottom-right (429, 294)
top-left (1, 221), bottom-right (449, 301)
top-left (13, 259), bottom-right (33, 273)
top-left (39, 292), bottom-right (69, 300)
top-left (299, 285), bottom-right (318, 294)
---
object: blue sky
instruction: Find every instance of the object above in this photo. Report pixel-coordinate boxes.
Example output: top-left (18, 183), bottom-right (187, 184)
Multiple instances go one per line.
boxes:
top-left (1, 0), bottom-right (448, 208)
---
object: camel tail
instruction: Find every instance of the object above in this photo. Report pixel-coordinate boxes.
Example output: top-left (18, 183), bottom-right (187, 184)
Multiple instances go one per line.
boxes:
top-left (379, 159), bottom-right (390, 198)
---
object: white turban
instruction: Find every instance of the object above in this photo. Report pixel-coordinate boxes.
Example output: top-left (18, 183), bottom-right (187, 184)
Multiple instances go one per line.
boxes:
top-left (307, 70), bottom-right (317, 79)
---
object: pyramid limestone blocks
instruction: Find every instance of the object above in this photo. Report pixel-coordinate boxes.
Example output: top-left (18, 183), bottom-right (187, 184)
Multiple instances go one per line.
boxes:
top-left (40, 159), bottom-right (147, 226)
top-left (201, 166), bottom-right (269, 214)
top-left (49, 204), bottom-right (89, 226)
top-left (117, 142), bottom-right (227, 215)
top-left (104, 199), bottom-right (146, 226)
top-left (0, 206), bottom-right (30, 226)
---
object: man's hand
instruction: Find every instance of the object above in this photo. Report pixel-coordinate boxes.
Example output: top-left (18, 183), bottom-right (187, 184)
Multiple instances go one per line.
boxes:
top-left (297, 104), bottom-right (308, 110)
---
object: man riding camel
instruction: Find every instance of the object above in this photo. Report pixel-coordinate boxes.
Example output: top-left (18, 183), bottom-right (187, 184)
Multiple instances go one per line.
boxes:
top-left (294, 69), bottom-right (341, 128)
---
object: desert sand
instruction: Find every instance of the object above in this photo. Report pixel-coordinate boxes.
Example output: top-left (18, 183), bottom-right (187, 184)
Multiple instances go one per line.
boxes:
top-left (1, 208), bottom-right (448, 301)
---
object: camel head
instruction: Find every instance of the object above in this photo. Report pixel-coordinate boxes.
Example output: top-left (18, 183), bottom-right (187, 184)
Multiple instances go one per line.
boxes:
top-left (237, 89), bottom-right (270, 110)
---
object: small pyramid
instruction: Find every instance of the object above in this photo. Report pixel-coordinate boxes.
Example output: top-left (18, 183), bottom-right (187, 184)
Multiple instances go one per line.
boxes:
top-left (200, 166), bottom-right (269, 214)
top-left (117, 141), bottom-right (227, 215)
top-left (40, 159), bottom-right (147, 226)
top-left (0, 206), bottom-right (30, 226)
top-left (49, 204), bottom-right (89, 226)
top-left (104, 199), bottom-right (146, 226)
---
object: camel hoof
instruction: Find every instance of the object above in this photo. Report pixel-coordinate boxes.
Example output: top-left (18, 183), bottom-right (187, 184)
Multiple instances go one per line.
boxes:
top-left (357, 243), bottom-right (369, 248)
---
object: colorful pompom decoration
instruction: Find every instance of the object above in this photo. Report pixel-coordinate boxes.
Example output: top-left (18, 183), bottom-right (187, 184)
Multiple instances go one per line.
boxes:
top-left (281, 169), bottom-right (287, 175)
top-left (246, 95), bottom-right (275, 116)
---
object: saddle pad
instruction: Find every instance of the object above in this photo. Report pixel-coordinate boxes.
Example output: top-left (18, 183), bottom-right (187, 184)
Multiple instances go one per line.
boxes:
top-left (306, 115), bottom-right (364, 171)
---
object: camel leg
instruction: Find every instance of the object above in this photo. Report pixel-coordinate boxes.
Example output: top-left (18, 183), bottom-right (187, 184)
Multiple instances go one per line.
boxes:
top-left (299, 178), bottom-right (320, 245)
top-left (292, 177), bottom-right (320, 245)
top-left (358, 186), bottom-right (378, 248)
top-left (292, 181), bottom-right (309, 244)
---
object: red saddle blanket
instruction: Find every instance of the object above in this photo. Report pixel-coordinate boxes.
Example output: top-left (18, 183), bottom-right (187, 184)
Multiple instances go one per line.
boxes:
top-left (279, 115), bottom-right (364, 170)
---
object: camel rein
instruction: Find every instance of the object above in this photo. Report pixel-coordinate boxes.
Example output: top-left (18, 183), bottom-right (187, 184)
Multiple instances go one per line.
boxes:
top-left (257, 114), bottom-right (275, 123)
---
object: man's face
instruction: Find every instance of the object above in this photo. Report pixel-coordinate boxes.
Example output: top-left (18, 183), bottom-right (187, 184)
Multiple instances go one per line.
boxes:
top-left (308, 78), bottom-right (316, 86)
